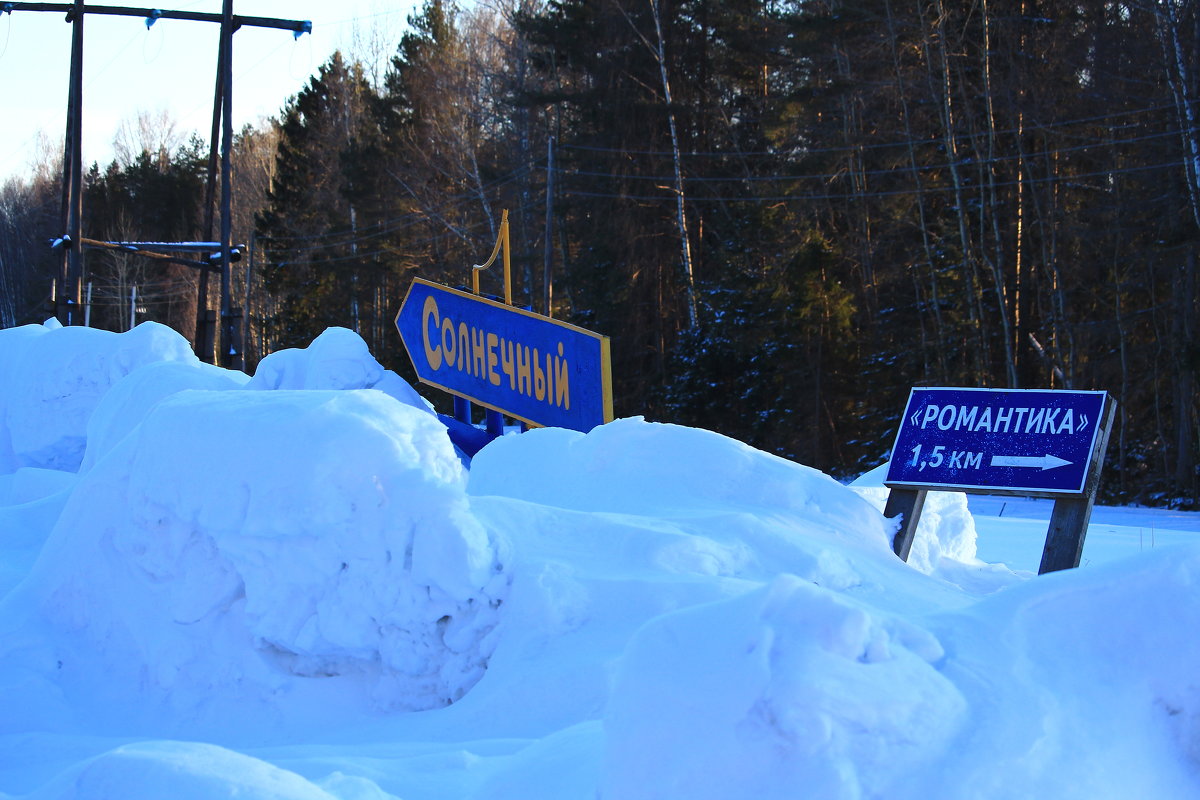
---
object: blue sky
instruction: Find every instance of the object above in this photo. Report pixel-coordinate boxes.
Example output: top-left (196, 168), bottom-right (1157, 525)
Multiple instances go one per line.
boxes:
top-left (0, 1), bottom-right (418, 182)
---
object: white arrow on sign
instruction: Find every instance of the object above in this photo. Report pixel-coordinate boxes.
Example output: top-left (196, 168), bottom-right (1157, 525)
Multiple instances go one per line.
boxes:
top-left (990, 454), bottom-right (1073, 471)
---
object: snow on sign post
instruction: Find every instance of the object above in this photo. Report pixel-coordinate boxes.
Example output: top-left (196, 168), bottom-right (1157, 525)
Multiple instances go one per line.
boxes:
top-left (883, 387), bottom-right (1117, 574)
top-left (395, 277), bottom-right (614, 433)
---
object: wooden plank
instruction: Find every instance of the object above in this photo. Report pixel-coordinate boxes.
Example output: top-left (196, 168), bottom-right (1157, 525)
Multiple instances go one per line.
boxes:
top-left (1039, 395), bottom-right (1117, 573)
top-left (883, 487), bottom-right (928, 562)
top-left (7, 4), bottom-right (309, 33)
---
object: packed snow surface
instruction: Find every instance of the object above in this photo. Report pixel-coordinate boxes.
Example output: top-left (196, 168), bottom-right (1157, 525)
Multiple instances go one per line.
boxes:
top-left (0, 321), bottom-right (1197, 799)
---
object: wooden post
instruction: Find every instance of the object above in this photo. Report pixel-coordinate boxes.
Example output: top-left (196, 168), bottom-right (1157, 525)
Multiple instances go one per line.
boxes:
top-left (59, 0), bottom-right (85, 326)
top-left (201, 309), bottom-right (217, 363)
top-left (218, 0), bottom-right (242, 370)
top-left (245, 232), bottom-right (254, 367)
top-left (227, 307), bottom-right (244, 365)
top-left (884, 487), bottom-right (928, 561)
top-left (1039, 395), bottom-right (1117, 574)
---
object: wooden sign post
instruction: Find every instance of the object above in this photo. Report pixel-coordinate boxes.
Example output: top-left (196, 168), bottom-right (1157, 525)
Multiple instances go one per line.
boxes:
top-left (883, 388), bottom-right (1117, 574)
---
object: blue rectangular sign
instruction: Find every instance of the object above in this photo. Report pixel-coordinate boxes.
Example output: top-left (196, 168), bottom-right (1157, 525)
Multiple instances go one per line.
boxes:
top-left (885, 387), bottom-right (1108, 496)
top-left (396, 278), bottom-right (613, 432)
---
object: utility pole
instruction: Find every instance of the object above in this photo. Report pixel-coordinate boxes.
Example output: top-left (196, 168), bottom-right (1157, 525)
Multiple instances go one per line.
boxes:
top-left (58, 0), bottom-right (84, 326)
top-left (198, 7), bottom-right (227, 362)
top-left (218, 0), bottom-right (241, 370)
top-left (9, 2), bottom-right (309, 358)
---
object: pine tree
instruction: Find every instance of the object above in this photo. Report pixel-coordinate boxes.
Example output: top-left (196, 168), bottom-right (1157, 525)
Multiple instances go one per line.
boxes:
top-left (258, 52), bottom-right (377, 349)
top-left (82, 140), bottom-right (206, 334)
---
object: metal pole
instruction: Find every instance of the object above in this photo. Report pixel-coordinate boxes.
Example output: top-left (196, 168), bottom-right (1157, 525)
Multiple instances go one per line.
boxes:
top-left (454, 396), bottom-right (473, 427)
top-left (501, 211), bottom-right (511, 306)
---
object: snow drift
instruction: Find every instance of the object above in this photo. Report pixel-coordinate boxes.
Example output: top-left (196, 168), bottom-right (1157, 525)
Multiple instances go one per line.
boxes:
top-left (603, 575), bottom-right (965, 800)
top-left (4, 390), bottom-right (507, 730)
top-left (850, 462), bottom-right (980, 573)
top-left (0, 321), bottom-right (197, 473)
top-left (0, 324), bottom-right (508, 743)
top-left (0, 319), bottom-right (1198, 800)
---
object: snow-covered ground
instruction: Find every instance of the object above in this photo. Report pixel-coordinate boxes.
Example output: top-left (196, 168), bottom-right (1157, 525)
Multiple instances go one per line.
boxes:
top-left (0, 320), bottom-right (1197, 799)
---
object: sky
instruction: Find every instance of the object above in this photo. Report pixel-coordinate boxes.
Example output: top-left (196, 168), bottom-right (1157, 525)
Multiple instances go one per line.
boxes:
top-left (0, 1), bottom-right (420, 183)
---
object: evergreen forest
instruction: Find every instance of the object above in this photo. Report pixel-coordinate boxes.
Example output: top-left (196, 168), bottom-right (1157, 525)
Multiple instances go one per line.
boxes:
top-left (1, 0), bottom-right (1197, 507)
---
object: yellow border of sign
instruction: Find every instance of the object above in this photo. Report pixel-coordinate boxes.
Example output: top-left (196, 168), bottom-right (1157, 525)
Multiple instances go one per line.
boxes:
top-left (396, 277), bottom-right (615, 430)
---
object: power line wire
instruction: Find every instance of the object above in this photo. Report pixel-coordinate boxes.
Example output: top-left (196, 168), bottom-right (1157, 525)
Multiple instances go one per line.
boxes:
top-left (559, 159), bottom-right (1193, 203)
top-left (555, 126), bottom-right (1188, 185)
top-left (557, 99), bottom-right (1198, 159)
top-left (259, 166), bottom-right (534, 252)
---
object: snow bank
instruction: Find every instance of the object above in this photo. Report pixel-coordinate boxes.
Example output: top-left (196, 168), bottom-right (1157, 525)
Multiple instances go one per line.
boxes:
top-left (603, 576), bottom-right (964, 800)
top-left (599, 544), bottom-right (1200, 800)
top-left (0, 321), bottom-right (434, 480)
top-left (0, 321), bottom-right (197, 473)
top-left (462, 417), bottom-right (932, 743)
top-left (79, 359), bottom-right (247, 472)
top-left (247, 326), bottom-right (431, 414)
top-left (850, 462), bottom-right (979, 572)
top-left (927, 545), bottom-right (1200, 798)
top-left (471, 417), bottom-right (891, 554)
top-left (0, 388), bottom-right (509, 738)
top-left (2, 321), bottom-right (1198, 800)
top-left (24, 742), bottom-right (336, 800)
top-left (0, 467), bottom-right (76, 507)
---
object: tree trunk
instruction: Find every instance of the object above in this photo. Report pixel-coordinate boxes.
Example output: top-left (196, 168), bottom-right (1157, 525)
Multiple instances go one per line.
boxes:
top-left (649, 0), bottom-right (698, 330)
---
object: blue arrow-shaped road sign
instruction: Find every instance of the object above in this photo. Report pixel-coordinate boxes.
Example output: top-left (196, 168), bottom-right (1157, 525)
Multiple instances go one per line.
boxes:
top-left (396, 278), bottom-right (613, 432)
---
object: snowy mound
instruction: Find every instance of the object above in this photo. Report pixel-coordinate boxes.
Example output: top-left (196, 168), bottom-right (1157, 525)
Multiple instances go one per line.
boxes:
top-left (471, 418), bottom-right (891, 552)
top-left (604, 576), bottom-right (964, 800)
top-left (22, 742), bottom-right (336, 800)
top-left (599, 546), bottom-right (1200, 800)
top-left (0, 321), bottom-right (197, 473)
top-left (247, 326), bottom-right (432, 413)
top-left (1, 389), bottom-right (508, 736)
top-left (79, 359), bottom-right (248, 472)
top-left (0, 466), bottom-right (76, 508)
top-left (1, 321), bottom-right (1198, 799)
top-left (849, 462), bottom-right (980, 572)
